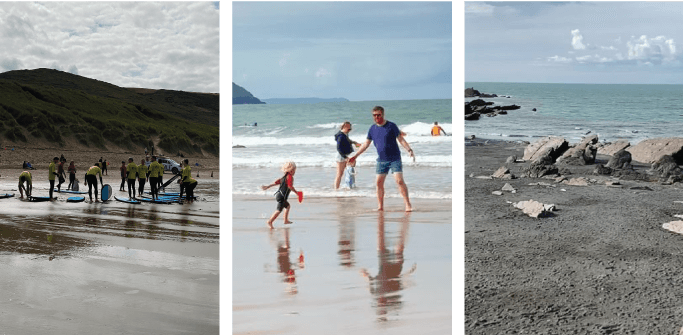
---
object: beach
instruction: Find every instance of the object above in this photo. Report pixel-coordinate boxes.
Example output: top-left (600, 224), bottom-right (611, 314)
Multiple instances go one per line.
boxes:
top-left (232, 195), bottom-right (452, 334)
top-left (465, 138), bottom-right (683, 333)
top-left (0, 149), bottom-right (219, 334)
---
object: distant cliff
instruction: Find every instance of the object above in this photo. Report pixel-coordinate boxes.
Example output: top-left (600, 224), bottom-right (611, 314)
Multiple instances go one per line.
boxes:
top-left (263, 97), bottom-right (349, 104)
top-left (233, 83), bottom-right (265, 104)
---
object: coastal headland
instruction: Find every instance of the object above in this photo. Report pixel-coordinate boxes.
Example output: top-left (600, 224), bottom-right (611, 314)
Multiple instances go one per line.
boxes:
top-left (466, 135), bottom-right (683, 333)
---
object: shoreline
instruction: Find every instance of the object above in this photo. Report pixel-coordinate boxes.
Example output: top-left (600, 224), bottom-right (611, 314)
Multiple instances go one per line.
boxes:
top-left (465, 139), bottom-right (683, 333)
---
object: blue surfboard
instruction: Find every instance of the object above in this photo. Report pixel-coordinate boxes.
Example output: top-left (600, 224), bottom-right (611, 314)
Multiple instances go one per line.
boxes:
top-left (67, 196), bottom-right (85, 203)
top-left (0, 193), bottom-right (14, 199)
top-left (101, 184), bottom-right (112, 202)
top-left (138, 197), bottom-right (172, 204)
top-left (114, 196), bottom-right (140, 204)
top-left (54, 189), bottom-right (87, 194)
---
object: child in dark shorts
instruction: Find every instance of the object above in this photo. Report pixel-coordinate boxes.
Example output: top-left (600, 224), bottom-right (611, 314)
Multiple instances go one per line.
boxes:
top-left (261, 161), bottom-right (300, 229)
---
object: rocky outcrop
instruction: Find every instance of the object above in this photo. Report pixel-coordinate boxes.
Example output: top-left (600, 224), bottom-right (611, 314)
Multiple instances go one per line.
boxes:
top-left (597, 140), bottom-right (630, 156)
top-left (557, 135), bottom-right (598, 165)
top-left (465, 98), bottom-right (521, 120)
top-left (465, 88), bottom-right (498, 98)
top-left (525, 155), bottom-right (559, 178)
top-left (650, 155), bottom-right (683, 182)
top-left (626, 137), bottom-right (683, 164)
top-left (523, 136), bottom-right (569, 163)
top-left (492, 166), bottom-right (514, 179)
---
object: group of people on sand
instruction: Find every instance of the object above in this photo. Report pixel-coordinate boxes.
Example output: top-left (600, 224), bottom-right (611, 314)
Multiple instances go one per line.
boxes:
top-left (17, 154), bottom-right (198, 204)
top-left (117, 155), bottom-right (198, 203)
top-left (263, 105), bottom-right (426, 228)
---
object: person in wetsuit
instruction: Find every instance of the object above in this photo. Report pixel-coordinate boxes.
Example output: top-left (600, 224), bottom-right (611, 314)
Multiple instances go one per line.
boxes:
top-left (261, 161), bottom-right (300, 229)
top-left (18, 171), bottom-right (32, 199)
top-left (85, 163), bottom-right (104, 202)
top-left (48, 157), bottom-right (59, 200)
top-left (137, 159), bottom-right (148, 197)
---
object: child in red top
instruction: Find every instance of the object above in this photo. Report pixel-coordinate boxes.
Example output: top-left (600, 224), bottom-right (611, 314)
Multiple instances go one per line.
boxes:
top-left (261, 161), bottom-right (300, 229)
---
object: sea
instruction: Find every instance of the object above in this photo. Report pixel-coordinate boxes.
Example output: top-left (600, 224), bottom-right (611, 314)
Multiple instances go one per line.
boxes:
top-left (232, 99), bottom-right (452, 200)
top-left (465, 82), bottom-right (683, 145)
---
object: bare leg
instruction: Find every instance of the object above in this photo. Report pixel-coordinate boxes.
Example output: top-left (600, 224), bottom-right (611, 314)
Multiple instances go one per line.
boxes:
top-left (334, 161), bottom-right (346, 189)
top-left (283, 205), bottom-right (293, 224)
top-left (267, 210), bottom-right (281, 229)
top-left (375, 174), bottom-right (387, 211)
top-left (394, 172), bottom-right (413, 212)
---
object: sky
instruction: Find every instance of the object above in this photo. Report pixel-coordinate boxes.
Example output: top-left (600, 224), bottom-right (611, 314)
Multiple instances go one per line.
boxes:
top-left (233, 1), bottom-right (452, 101)
top-left (0, 2), bottom-right (219, 93)
top-left (466, 2), bottom-right (683, 84)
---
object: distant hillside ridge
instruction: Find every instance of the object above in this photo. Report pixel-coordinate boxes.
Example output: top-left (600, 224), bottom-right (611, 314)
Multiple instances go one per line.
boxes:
top-left (233, 82), bottom-right (264, 104)
top-left (262, 97), bottom-right (349, 104)
top-left (0, 68), bottom-right (218, 156)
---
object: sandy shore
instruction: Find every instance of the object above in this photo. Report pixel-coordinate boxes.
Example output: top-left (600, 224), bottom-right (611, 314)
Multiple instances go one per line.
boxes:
top-left (0, 171), bottom-right (219, 333)
top-left (233, 195), bottom-right (452, 334)
top-left (465, 138), bottom-right (683, 333)
top-left (0, 144), bottom-right (219, 172)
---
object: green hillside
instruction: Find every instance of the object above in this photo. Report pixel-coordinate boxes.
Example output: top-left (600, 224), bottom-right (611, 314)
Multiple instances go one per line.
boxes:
top-left (0, 68), bottom-right (218, 156)
top-left (233, 82), bottom-right (264, 104)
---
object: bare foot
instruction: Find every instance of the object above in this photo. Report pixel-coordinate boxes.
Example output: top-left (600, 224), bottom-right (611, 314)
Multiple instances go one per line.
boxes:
top-left (375, 207), bottom-right (384, 211)
top-left (405, 206), bottom-right (413, 212)
top-left (284, 220), bottom-right (293, 225)
top-left (267, 221), bottom-right (274, 229)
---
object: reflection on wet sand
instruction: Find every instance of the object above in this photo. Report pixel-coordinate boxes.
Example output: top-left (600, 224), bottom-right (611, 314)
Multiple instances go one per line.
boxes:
top-left (233, 196), bottom-right (451, 335)
top-left (360, 212), bottom-right (416, 323)
top-left (0, 179), bottom-right (220, 334)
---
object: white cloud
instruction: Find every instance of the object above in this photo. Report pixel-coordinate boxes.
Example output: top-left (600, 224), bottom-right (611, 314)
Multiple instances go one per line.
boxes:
top-left (465, 3), bottom-right (494, 15)
top-left (571, 29), bottom-right (586, 50)
top-left (627, 35), bottom-right (677, 64)
top-left (601, 46), bottom-right (617, 51)
top-left (315, 67), bottom-right (331, 77)
top-left (547, 55), bottom-right (572, 63)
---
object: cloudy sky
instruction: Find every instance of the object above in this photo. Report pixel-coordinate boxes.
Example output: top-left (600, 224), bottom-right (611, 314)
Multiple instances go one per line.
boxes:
top-left (466, 2), bottom-right (683, 84)
top-left (233, 1), bottom-right (452, 101)
top-left (0, 2), bottom-right (219, 93)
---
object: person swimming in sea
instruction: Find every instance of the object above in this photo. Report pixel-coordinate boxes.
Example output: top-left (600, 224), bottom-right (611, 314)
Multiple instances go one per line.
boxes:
top-left (431, 121), bottom-right (447, 136)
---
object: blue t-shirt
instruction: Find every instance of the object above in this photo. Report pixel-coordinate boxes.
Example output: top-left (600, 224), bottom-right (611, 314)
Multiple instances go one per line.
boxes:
top-left (367, 121), bottom-right (402, 162)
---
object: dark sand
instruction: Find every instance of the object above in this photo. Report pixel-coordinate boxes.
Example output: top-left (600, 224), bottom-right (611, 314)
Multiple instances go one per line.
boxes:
top-left (465, 138), bottom-right (683, 334)
top-left (233, 195), bottom-right (452, 334)
top-left (0, 172), bottom-right (219, 334)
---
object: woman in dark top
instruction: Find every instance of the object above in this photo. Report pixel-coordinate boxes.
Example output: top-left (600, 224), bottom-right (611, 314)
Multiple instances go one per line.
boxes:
top-left (334, 121), bottom-right (360, 189)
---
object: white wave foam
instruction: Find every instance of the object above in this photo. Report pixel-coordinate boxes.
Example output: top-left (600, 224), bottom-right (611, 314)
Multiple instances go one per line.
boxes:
top-left (399, 121), bottom-right (453, 136)
top-left (232, 155), bottom-right (453, 169)
top-left (232, 188), bottom-right (452, 200)
top-left (307, 123), bottom-right (342, 129)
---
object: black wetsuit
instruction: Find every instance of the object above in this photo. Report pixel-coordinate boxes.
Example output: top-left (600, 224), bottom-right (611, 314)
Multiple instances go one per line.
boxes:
top-left (275, 174), bottom-right (292, 212)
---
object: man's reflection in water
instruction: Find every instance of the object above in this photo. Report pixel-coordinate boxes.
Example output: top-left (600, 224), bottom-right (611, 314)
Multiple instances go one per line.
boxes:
top-left (335, 198), bottom-right (358, 268)
top-left (360, 212), bottom-right (416, 322)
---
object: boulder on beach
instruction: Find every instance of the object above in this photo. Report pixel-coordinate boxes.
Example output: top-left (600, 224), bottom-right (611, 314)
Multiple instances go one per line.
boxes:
top-left (557, 134), bottom-right (598, 165)
top-left (650, 155), bottom-right (683, 181)
top-left (513, 199), bottom-right (554, 218)
top-left (606, 149), bottom-right (632, 170)
top-left (523, 136), bottom-right (569, 163)
top-left (525, 155), bottom-right (559, 178)
top-left (627, 137), bottom-right (683, 164)
top-left (492, 166), bottom-right (514, 179)
top-left (597, 140), bottom-right (630, 156)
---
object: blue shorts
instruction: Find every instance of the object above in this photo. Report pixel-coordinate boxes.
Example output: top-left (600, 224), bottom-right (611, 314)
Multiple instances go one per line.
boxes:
top-left (376, 160), bottom-right (403, 175)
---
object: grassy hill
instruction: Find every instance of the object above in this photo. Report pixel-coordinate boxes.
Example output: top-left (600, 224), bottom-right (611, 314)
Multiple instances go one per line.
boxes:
top-left (0, 68), bottom-right (219, 156)
top-left (233, 82), bottom-right (264, 104)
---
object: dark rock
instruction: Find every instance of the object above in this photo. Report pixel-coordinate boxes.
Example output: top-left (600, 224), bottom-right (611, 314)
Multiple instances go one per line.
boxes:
top-left (650, 155), bottom-right (682, 180)
top-left (465, 87), bottom-right (480, 97)
top-left (525, 155), bottom-right (559, 178)
top-left (594, 164), bottom-right (613, 175)
top-left (532, 108), bottom-right (537, 111)
top-left (498, 105), bottom-right (521, 111)
top-left (465, 112), bottom-right (480, 121)
top-left (468, 99), bottom-right (494, 107)
top-left (606, 149), bottom-right (632, 169)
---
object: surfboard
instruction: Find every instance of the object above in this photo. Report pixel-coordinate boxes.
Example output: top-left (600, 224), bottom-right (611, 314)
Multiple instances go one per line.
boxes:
top-left (101, 184), bottom-right (112, 202)
top-left (67, 196), bottom-right (85, 203)
top-left (137, 197), bottom-right (172, 204)
top-left (29, 196), bottom-right (52, 202)
top-left (114, 196), bottom-right (140, 204)
top-left (54, 189), bottom-right (87, 194)
top-left (0, 193), bottom-right (14, 199)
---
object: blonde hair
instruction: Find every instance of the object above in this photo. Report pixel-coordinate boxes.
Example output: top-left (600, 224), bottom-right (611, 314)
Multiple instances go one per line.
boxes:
top-left (281, 161), bottom-right (296, 173)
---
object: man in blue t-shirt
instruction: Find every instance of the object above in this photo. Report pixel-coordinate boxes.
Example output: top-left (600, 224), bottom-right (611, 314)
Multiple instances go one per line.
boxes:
top-left (349, 106), bottom-right (415, 212)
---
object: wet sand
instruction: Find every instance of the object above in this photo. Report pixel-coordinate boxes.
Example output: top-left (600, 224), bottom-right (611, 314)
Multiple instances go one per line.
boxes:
top-left (466, 139), bottom-right (683, 333)
top-left (0, 172), bottom-right (219, 334)
top-left (232, 195), bottom-right (452, 334)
